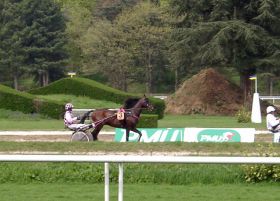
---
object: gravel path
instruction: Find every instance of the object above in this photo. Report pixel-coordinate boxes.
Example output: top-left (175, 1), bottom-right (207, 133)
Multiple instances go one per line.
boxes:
top-left (0, 131), bottom-right (114, 142)
top-left (0, 131), bottom-right (274, 142)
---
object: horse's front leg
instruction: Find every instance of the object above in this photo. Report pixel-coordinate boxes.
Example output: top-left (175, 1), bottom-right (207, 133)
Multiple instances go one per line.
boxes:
top-left (125, 129), bottom-right (130, 142)
top-left (130, 128), bottom-right (142, 142)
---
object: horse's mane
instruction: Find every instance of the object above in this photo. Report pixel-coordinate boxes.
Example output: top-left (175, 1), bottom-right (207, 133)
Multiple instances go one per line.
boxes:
top-left (123, 98), bottom-right (140, 109)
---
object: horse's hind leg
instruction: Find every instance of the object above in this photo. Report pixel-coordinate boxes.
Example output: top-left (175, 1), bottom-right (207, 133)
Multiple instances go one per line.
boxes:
top-left (130, 128), bottom-right (142, 142)
top-left (91, 125), bottom-right (103, 141)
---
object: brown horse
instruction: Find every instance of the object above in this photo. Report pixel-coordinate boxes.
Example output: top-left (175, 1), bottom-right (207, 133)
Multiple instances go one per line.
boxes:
top-left (90, 96), bottom-right (153, 141)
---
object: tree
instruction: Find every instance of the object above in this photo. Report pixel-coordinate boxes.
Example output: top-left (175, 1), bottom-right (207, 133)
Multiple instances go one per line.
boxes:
top-left (82, 20), bottom-right (133, 91)
top-left (0, 0), bottom-right (28, 90)
top-left (93, 0), bottom-right (140, 21)
top-left (82, 2), bottom-right (171, 93)
top-left (114, 2), bottom-right (171, 93)
top-left (55, 0), bottom-right (97, 74)
top-left (0, 0), bottom-right (68, 88)
top-left (21, 0), bottom-right (68, 86)
top-left (168, 0), bottom-right (280, 101)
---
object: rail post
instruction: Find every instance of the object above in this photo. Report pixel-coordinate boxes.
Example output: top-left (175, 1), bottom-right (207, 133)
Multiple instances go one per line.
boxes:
top-left (105, 162), bottom-right (110, 201)
top-left (118, 163), bottom-right (124, 201)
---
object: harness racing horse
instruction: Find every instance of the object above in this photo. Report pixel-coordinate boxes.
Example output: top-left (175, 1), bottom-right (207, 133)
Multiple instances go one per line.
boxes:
top-left (90, 96), bottom-right (153, 142)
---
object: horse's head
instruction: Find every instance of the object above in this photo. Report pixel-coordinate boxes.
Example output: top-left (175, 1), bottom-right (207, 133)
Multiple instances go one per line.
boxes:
top-left (124, 96), bottom-right (153, 111)
top-left (140, 97), bottom-right (154, 111)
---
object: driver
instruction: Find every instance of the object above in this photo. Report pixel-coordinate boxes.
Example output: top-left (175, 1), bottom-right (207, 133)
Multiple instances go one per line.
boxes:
top-left (64, 103), bottom-right (95, 131)
top-left (266, 106), bottom-right (280, 133)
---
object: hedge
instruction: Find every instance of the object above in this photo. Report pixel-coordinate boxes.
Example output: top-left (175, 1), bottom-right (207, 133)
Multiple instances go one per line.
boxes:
top-left (28, 77), bottom-right (165, 119)
top-left (0, 84), bottom-right (64, 119)
top-left (0, 84), bottom-right (157, 126)
top-left (137, 114), bottom-right (158, 128)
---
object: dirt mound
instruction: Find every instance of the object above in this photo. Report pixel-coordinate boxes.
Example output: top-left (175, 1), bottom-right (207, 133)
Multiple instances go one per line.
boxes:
top-left (165, 68), bottom-right (244, 115)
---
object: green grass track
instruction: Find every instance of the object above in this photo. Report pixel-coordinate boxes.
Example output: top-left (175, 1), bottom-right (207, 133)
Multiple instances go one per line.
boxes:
top-left (1, 183), bottom-right (279, 201)
top-left (0, 114), bottom-right (267, 130)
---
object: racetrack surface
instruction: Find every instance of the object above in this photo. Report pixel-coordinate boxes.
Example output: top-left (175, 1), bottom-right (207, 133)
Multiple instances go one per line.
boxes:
top-left (0, 130), bottom-right (274, 142)
top-left (0, 131), bottom-right (114, 142)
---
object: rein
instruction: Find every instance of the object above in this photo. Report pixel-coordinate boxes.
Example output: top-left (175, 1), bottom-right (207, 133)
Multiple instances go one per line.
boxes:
top-left (116, 107), bottom-right (148, 121)
top-left (90, 107), bottom-right (149, 112)
top-left (93, 114), bottom-right (117, 126)
top-left (123, 107), bottom-right (151, 111)
top-left (130, 114), bottom-right (139, 120)
top-left (92, 107), bottom-right (150, 125)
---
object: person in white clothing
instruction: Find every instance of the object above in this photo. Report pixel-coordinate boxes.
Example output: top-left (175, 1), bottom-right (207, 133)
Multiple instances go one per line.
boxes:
top-left (266, 106), bottom-right (280, 133)
top-left (64, 103), bottom-right (95, 131)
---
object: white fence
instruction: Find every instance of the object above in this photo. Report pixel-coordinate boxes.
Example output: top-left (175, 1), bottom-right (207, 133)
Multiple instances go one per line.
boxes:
top-left (259, 96), bottom-right (280, 104)
top-left (0, 154), bottom-right (280, 201)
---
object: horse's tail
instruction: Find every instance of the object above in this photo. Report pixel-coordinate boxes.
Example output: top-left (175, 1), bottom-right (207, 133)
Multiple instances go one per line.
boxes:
top-left (80, 110), bottom-right (94, 124)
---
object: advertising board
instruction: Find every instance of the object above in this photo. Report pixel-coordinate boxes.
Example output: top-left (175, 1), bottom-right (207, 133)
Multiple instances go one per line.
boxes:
top-left (184, 128), bottom-right (255, 143)
top-left (115, 128), bottom-right (255, 143)
top-left (115, 128), bottom-right (184, 142)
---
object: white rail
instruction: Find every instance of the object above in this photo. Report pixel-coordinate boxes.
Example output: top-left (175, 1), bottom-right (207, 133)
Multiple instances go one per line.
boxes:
top-left (0, 155), bottom-right (280, 164)
top-left (259, 96), bottom-right (280, 104)
top-left (0, 155), bottom-right (280, 201)
top-left (0, 155), bottom-right (279, 164)
top-left (259, 96), bottom-right (280, 100)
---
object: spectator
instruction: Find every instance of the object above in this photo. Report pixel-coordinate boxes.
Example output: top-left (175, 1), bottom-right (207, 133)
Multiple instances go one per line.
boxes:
top-left (266, 106), bottom-right (280, 133)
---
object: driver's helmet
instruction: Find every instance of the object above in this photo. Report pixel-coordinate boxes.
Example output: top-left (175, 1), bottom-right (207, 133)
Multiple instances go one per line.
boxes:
top-left (266, 106), bottom-right (275, 114)
top-left (65, 103), bottom-right (74, 111)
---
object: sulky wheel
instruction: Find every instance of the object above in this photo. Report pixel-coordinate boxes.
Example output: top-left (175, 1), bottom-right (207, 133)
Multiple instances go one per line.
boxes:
top-left (71, 131), bottom-right (93, 142)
